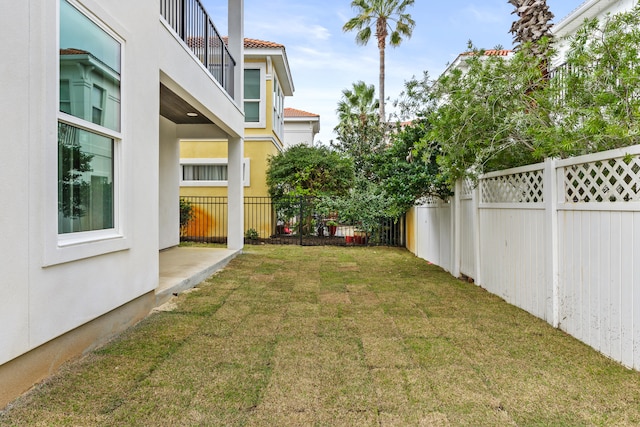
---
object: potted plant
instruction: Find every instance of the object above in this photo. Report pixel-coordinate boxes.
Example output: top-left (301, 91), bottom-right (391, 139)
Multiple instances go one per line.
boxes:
top-left (244, 228), bottom-right (259, 243)
top-left (354, 229), bottom-right (367, 245)
top-left (326, 220), bottom-right (338, 236)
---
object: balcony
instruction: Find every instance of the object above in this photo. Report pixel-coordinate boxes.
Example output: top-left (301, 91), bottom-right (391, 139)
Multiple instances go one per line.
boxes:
top-left (160, 0), bottom-right (236, 98)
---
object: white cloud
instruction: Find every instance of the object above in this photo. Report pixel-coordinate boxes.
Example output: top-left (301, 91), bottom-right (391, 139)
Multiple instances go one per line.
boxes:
top-left (462, 4), bottom-right (510, 24)
top-left (309, 25), bottom-right (332, 41)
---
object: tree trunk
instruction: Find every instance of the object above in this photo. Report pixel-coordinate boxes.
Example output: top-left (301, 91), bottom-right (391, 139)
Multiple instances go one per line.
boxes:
top-left (379, 45), bottom-right (385, 122)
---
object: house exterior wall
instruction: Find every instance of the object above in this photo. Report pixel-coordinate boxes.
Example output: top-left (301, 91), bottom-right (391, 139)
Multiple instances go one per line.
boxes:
top-left (283, 120), bottom-right (318, 147)
top-left (1, 0), bottom-right (244, 406)
top-left (1, 0), bottom-right (31, 372)
top-left (553, 0), bottom-right (636, 66)
top-left (1, 0), bottom-right (160, 366)
top-left (159, 117), bottom-right (180, 250)
top-left (180, 139), bottom-right (274, 198)
top-left (244, 57), bottom-right (285, 150)
top-left (179, 50), bottom-right (289, 202)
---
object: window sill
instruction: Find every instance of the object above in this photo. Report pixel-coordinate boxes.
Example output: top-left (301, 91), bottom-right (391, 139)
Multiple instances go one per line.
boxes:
top-left (181, 181), bottom-right (250, 187)
top-left (43, 231), bottom-right (129, 267)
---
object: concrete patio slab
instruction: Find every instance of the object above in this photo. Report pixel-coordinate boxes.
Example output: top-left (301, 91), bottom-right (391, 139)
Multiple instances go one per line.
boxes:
top-left (157, 246), bottom-right (241, 305)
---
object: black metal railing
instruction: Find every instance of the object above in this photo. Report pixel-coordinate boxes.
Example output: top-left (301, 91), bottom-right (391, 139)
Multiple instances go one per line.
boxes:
top-left (160, 0), bottom-right (236, 97)
top-left (179, 196), bottom-right (406, 247)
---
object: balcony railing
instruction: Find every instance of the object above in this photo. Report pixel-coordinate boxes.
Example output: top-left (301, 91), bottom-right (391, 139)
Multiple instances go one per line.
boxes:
top-left (160, 0), bottom-right (236, 98)
top-left (548, 60), bottom-right (640, 106)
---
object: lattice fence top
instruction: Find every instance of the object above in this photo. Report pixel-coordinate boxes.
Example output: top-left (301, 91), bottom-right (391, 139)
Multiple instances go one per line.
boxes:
top-left (461, 178), bottom-right (475, 199)
top-left (419, 196), bottom-right (444, 206)
top-left (564, 156), bottom-right (640, 203)
top-left (481, 170), bottom-right (544, 203)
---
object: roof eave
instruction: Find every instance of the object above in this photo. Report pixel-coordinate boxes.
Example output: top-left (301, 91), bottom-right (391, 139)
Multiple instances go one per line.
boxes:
top-left (245, 47), bottom-right (294, 96)
top-left (552, 0), bottom-right (618, 38)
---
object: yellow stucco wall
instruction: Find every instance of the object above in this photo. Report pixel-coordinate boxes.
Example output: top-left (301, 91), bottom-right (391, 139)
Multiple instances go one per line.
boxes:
top-left (178, 55), bottom-right (288, 240)
top-left (405, 206), bottom-right (417, 254)
top-left (178, 138), bottom-right (279, 240)
top-left (179, 139), bottom-right (278, 198)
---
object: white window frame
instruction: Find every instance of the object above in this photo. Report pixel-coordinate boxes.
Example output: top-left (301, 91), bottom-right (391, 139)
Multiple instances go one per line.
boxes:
top-left (180, 158), bottom-right (251, 187)
top-left (244, 63), bottom-right (266, 128)
top-left (45, 0), bottom-right (128, 266)
top-left (272, 74), bottom-right (285, 139)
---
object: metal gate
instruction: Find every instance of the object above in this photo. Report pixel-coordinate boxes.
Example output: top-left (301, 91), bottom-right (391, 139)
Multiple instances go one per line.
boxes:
top-left (180, 196), bottom-right (405, 247)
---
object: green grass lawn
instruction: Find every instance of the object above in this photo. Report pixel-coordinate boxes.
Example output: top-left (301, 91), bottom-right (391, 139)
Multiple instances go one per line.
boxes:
top-left (2, 245), bottom-right (640, 426)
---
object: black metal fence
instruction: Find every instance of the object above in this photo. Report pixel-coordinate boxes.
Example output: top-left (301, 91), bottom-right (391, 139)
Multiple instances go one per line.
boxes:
top-left (180, 196), bottom-right (406, 247)
top-left (160, 0), bottom-right (235, 97)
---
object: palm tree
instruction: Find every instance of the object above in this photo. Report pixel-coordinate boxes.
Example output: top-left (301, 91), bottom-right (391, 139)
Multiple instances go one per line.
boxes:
top-left (333, 81), bottom-right (384, 173)
top-left (336, 80), bottom-right (379, 126)
top-left (508, 0), bottom-right (554, 58)
top-left (343, 0), bottom-right (415, 122)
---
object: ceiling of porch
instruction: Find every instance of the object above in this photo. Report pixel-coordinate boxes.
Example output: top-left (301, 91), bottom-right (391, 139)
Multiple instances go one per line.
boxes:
top-left (160, 83), bottom-right (213, 125)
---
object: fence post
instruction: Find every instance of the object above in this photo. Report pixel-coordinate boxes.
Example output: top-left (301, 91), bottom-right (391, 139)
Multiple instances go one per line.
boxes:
top-left (299, 196), bottom-right (303, 246)
top-left (472, 181), bottom-right (482, 286)
top-left (544, 158), bottom-right (560, 327)
top-left (452, 180), bottom-right (462, 278)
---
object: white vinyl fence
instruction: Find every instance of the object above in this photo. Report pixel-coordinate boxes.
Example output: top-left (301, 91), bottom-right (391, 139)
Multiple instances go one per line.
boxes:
top-left (410, 144), bottom-right (640, 370)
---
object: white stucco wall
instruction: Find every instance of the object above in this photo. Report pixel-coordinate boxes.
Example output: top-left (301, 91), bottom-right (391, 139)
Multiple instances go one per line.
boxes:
top-left (6, 0), bottom-right (160, 364)
top-left (0, 0), bottom-right (244, 367)
top-left (283, 120), bottom-right (319, 148)
top-left (159, 117), bottom-right (180, 250)
top-left (553, 0), bottom-right (636, 66)
top-left (0, 0), bottom-right (31, 363)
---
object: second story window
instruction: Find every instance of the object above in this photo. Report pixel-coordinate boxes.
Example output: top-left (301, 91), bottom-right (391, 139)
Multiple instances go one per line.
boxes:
top-left (244, 69), bottom-right (260, 123)
top-left (273, 75), bottom-right (284, 138)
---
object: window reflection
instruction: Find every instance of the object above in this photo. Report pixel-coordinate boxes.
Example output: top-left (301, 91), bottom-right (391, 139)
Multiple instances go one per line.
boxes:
top-left (59, 0), bottom-right (121, 132)
top-left (58, 123), bottom-right (114, 234)
top-left (58, 1), bottom-right (120, 235)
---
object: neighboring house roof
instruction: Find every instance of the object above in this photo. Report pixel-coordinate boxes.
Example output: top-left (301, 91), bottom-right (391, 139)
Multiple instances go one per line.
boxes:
top-left (242, 37), bottom-right (294, 97)
top-left (551, 0), bottom-right (634, 66)
top-left (219, 37), bottom-right (285, 50)
top-left (243, 38), bottom-right (285, 49)
top-left (443, 49), bottom-right (514, 76)
top-left (217, 37), bottom-right (294, 96)
top-left (552, 0), bottom-right (602, 37)
top-left (186, 36), bottom-right (294, 96)
top-left (552, 0), bottom-right (636, 38)
top-left (60, 48), bottom-right (90, 55)
top-left (460, 49), bottom-right (512, 57)
top-left (284, 107), bottom-right (319, 118)
top-left (284, 107), bottom-right (320, 138)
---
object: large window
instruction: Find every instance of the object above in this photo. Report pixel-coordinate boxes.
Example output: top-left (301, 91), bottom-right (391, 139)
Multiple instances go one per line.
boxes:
top-left (58, 0), bottom-right (121, 234)
top-left (244, 68), bottom-right (261, 123)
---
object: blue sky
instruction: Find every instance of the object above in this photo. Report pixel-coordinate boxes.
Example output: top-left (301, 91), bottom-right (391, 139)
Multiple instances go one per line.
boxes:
top-left (201, 0), bottom-right (586, 144)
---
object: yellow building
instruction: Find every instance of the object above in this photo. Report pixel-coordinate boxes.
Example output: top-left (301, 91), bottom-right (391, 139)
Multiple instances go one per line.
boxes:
top-left (179, 38), bottom-right (294, 240)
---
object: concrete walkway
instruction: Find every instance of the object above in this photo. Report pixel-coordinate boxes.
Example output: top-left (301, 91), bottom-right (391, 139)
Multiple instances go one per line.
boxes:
top-left (157, 246), bottom-right (241, 305)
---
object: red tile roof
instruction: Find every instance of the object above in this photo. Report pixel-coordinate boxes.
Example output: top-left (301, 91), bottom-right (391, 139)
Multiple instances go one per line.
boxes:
top-left (217, 37), bottom-right (284, 49)
top-left (243, 38), bottom-right (285, 49)
top-left (60, 48), bottom-right (90, 55)
top-left (461, 49), bottom-right (513, 57)
top-left (284, 108), bottom-right (319, 118)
